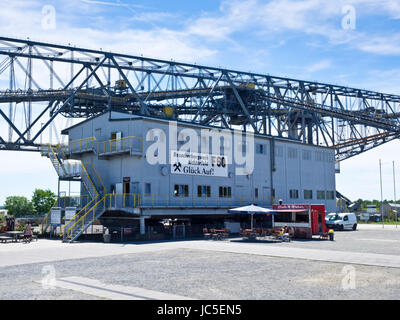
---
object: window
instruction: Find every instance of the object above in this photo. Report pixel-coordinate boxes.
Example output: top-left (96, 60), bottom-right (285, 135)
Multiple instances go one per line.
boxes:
top-left (275, 212), bottom-right (292, 223)
top-left (198, 185), bottom-right (211, 197)
top-left (219, 186), bottom-right (232, 198)
top-left (174, 184), bottom-right (189, 197)
top-left (256, 144), bottom-right (265, 154)
top-left (344, 216), bottom-right (349, 221)
top-left (255, 188), bottom-right (259, 198)
top-left (295, 212), bottom-right (309, 223)
top-left (304, 190), bottom-right (313, 199)
top-left (288, 148), bottom-right (298, 159)
top-left (111, 131), bottom-right (122, 140)
top-left (315, 151), bottom-right (323, 162)
top-left (326, 191), bottom-right (335, 200)
top-left (289, 189), bottom-right (299, 199)
top-left (275, 146), bottom-right (283, 157)
top-left (145, 183), bottom-right (151, 194)
top-left (302, 150), bottom-right (311, 160)
top-left (317, 190), bottom-right (326, 200)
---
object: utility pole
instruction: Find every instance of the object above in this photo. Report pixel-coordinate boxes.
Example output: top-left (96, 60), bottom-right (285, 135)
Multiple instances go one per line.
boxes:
top-left (379, 159), bottom-right (384, 228)
top-left (394, 161), bottom-right (398, 229)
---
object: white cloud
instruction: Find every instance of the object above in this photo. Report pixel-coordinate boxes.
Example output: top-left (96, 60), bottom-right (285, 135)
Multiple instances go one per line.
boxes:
top-left (1, 0), bottom-right (400, 203)
top-left (0, 0), bottom-right (217, 64)
top-left (305, 59), bottom-right (332, 73)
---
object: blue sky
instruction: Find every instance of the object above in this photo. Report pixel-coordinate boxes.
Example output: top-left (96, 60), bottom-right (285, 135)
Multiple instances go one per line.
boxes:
top-left (1, 0), bottom-right (400, 204)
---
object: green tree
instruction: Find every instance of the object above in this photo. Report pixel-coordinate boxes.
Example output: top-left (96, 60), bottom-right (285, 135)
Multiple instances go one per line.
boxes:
top-left (4, 196), bottom-right (34, 217)
top-left (31, 189), bottom-right (57, 215)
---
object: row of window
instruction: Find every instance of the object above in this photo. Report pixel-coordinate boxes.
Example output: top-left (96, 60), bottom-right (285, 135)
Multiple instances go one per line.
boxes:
top-left (148, 184), bottom-right (334, 201)
top-left (276, 146), bottom-right (333, 162)
top-left (174, 184), bottom-right (232, 198)
top-left (289, 189), bottom-right (335, 200)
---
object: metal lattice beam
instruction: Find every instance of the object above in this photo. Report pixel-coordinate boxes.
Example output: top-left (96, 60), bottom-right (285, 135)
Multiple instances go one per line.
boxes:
top-left (0, 36), bottom-right (400, 161)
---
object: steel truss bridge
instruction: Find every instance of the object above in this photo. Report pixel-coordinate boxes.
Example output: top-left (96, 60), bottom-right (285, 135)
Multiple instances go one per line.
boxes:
top-left (1, 36), bottom-right (400, 161)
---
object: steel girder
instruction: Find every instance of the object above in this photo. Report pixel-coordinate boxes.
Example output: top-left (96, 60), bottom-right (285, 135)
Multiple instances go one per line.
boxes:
top-left (0, 36), bottom-right (400, 160)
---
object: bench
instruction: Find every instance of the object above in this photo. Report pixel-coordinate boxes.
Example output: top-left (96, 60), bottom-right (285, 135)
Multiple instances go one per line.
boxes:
top-left (0, 236), bottom-right (14, 243)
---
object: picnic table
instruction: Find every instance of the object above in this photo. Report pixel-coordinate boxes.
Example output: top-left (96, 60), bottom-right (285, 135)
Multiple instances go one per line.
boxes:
top-left (241, 228), bottom-right (259, 240)
top-left (5, 231), bottom-right (24, 242)
top-left (240, 228), bottom-right (289, 242)
top-left (203, 228), bottom-right (229, 240)
top-left (213, 229), bottom-right (229, 240)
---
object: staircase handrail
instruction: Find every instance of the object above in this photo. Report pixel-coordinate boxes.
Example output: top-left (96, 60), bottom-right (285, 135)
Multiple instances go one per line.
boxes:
top-left (64, 195), bottom-right (105, 241)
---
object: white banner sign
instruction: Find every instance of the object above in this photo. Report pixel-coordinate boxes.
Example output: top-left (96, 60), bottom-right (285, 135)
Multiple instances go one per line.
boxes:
top-left (50, 208), bottom-right (62, 225)
top-left (65, 207), bottom-right (77, 221)
top-left (170, 150), bottom-right (228, 177)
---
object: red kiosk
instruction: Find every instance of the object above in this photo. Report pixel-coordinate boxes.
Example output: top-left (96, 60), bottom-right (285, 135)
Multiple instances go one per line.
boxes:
top-left (272, 204), bottom-right (329, 239)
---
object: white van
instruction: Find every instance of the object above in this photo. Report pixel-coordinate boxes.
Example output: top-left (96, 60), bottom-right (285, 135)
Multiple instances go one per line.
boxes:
top-left (325, 212), bottom-right (357, 231)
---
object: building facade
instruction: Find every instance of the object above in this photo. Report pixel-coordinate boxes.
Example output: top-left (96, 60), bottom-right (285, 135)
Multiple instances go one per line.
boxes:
top-left (61, 111), bottom-right (336, 217)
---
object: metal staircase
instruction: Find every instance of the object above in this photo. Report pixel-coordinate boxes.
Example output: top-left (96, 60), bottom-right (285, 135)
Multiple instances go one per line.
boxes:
top-left (63, 195), bottom-right (106, 242)
top-left (40, 143), bottom-right (107, 242)
top-left (62, 162), bottom-right (108, 242)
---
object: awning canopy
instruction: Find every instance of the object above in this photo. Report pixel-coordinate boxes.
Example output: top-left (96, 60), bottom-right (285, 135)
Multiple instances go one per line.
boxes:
top-left (228, 204), bottom-right (276, 215)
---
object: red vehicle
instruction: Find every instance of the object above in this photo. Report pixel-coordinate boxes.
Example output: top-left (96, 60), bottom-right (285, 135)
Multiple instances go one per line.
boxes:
top-left (272, 204), bottom-right (328, 238)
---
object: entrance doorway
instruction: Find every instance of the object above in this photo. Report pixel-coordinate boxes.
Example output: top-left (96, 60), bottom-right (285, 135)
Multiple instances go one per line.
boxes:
top-left (123, 178), bottom-right (130, 207)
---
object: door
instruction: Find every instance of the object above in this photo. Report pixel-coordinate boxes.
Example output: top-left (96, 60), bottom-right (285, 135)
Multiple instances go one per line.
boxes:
top-left (343, 215), bottom-right (351, 230)
top-left (131, 182), bottom-right (141, 206)
top-left (114, 183), bottom-right (123, 208)
top-left (262, 187), bottom-right (270, 206)
top-left (123, 180), bottom-right (130, 207)
top-left (311, 209), bottom-right (319, 234)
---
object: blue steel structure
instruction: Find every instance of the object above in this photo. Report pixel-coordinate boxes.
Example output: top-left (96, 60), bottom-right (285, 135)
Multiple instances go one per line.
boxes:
top-left (0, 36), bottom-right (400, 161)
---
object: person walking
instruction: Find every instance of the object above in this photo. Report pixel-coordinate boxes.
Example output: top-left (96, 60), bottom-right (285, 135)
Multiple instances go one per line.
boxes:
top-left (24, 223), bottom-right (33, 243)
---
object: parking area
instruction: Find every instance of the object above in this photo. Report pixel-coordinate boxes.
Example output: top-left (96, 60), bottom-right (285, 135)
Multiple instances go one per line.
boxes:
top-left (254, 225), bottom-right (400, 256)
top-left (0, 226), bottom-right (399, 300)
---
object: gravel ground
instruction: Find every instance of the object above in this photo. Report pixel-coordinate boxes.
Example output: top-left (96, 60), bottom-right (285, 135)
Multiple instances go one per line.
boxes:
top-left (1, 248), bottom-right (400, 300)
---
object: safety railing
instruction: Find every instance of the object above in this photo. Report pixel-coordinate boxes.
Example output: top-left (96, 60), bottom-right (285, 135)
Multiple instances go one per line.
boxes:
top-left (57, 195), bottom-right (90, 209)
top-left (48, 144), bottom-right (66, 177)
top-left (80, 162), bottom-right (99, 200)
top-left (139, 194), bottom-right (271, 208)
top-left (68, 137), bottom-right (97, 154)
top-left (104, 193), bottom-right (142, 210)
top-left (97, 136), bottom-right (142, 155)
top-left (61, 160), bottom-right (81, 178)
top-left (41, 143), bottom-right (81, 179)
top-left (99, 193), bottom-right (271, 209)
top-left (64, 195), bottom-right (105, 242)
top-left (40, 208), bottom-right (52, 234)
top-left (40, 197), bottom-right (59, 234)
top-left (84, 162), bottom-right (107, 195)
top-left (63, 136), bottom-right (143, 156)
top-left (62, 195), bottom-right (99, 239)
